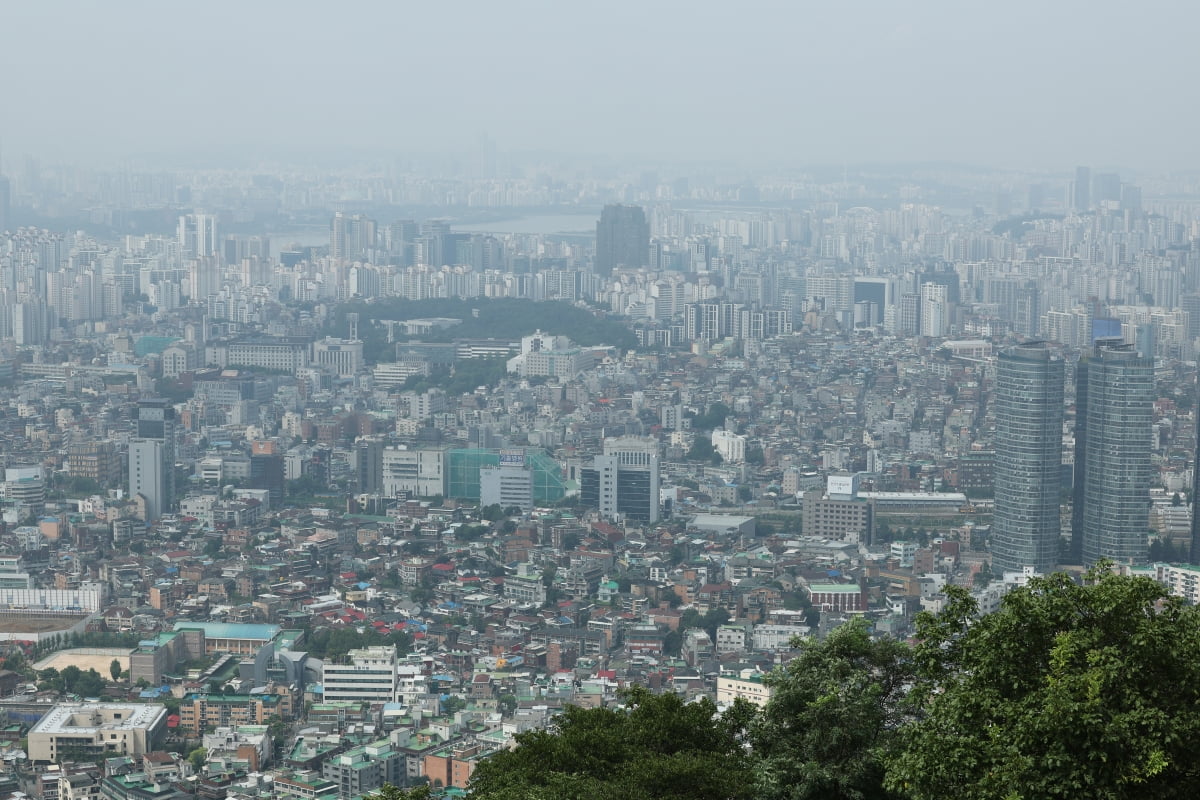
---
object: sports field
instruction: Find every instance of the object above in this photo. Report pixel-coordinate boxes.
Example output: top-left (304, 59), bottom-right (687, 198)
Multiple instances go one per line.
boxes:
top-left (33, 647), bottom-right (134, 674)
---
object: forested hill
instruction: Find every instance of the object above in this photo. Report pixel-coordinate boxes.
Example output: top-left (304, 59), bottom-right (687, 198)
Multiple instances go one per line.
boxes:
top-left (326, 297), bottom-right (638, 364)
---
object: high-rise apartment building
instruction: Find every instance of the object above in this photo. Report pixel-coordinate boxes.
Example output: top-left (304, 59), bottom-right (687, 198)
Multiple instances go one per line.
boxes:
top-left (0, 175), bottom-right (10, 233)
top-left (331, 212), bottom-right (378, 261)
top-left (991, 343), bottom-right (1064, 573)
top-left (1073, 340), bottom-right (1153, 565)
top-left (129, 399), bottom-right (177, 520)
top-left (178, 213), bottom-right (219, 261)
top-left (595, 204), bottom-right (649, 276)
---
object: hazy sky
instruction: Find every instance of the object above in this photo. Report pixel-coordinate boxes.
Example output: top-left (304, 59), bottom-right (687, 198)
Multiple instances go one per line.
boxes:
top-left (1, 0), bottom-right (1193, 170)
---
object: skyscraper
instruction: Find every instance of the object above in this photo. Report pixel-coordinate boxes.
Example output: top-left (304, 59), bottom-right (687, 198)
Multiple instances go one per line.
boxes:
top-left (0, 175), bottom-right (10, 233)
top-left (595, 204), bottom-right (649, 277)
top-left (129, 399), bottom-right (177, 520)
top-left (1191, 374), bottom-right (1200, 564)
top-left (991, 343), bottom-right (1064, 573)
top-left (1073, 166), bottom-right (1091, 212)
top-left (1074, 340), bottom-right (1153, 566)
top-left (330, 212), bottom-right (378, 261)
top-left (177, 213), bottom-right (219, 261)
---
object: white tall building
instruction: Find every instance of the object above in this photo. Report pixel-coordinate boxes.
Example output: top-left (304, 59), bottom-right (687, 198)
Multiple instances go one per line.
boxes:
top-left (920, 283), bottom-right (948, 337)
top-left (480, 451), bottom-right (534, 511)
top-left (711, 429), bottom-right (747, 463)
top-left (321, 645), bottom-right (398, 703)
top-left (178, 214), bottom-right (219, 262)
top-left (313, 337), bottom-right (364, 377)
top-left (381, 447), bottom-right (445, 497)
top-left (129, 399), bottom-right (176, 521)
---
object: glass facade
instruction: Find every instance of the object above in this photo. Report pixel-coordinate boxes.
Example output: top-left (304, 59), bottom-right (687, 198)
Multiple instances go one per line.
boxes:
top-left (992, 344), bottom-right (1064, 573)
top-left (446, 449), bottom-right (567, 503)
top-left (1077, 342), bottom-right (1153, 565)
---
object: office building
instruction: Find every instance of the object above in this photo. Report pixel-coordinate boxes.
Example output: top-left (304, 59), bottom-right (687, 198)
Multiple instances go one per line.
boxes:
top-left (480, 451), bottom-right (535, 511)
top-left (381, 446), bottom-right (446, 498)
top-left (1074, 340), bottom-right (1153, 565)
top-left (129, 399), bottom-right (177, 521)
top-left (321, 646), bottom-right (398, 704)
top-left (313, 337), bottom-right (364, 377)
top-left (580, 437), bottom-right (660, 522)
top-left (355, 438), bottom-right (384, 494)
top-left (595, 204), bottom-right (649, 276)
top-left (28, 703), bottom-right (167, 763)
top-left (991, 343), bottom-right (1064, 573)
top-left (801, 475), bottom-right (873, 543)
top-left (68, 440), bottom-right (120, 486)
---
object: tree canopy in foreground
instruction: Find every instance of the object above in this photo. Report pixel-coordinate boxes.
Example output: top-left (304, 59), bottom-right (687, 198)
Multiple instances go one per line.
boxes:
top-left (887, 567), bottom-right (1200, 800)
top-left (365, 568), bottom-right (1200, 800)
top-left (467, 686), bottom-right (755, 800)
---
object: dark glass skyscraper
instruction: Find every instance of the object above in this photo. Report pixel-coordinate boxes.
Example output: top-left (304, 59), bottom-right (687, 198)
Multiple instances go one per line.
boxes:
top-left (992, 343), bottom-right (1064, 573)
top-left (1073, 340), bottom-right (1153, 565)
top-left (595, 204), bottom-right (649, 276)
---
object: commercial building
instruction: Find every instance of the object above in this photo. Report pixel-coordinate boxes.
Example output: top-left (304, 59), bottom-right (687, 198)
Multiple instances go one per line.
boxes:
top-left (381, 446), bottom-right (446, 498)
top-left (595, 204), bottom-right (649, 276)
top-left (312, 338), bottom-right (363, 377)
top-left (991, 343), bottom-right (1064, 573)
top-left (29, 703), bottom-right (167, 763)
top-left (206, 336), bottom-right (311, 374)
top-left (446, 448), bottom-right (567, 503)
top-left (479, 451), bottom-right (534, 511)
top-left (805, 582), bottom-right (867, 612)
top-left (801, 475), bottom-right (873, 542)
top-left (715, 674), bottom-right (774, 708)
top-left (129, 399), bottom-right (176, 521)
top-left (3, 466), bottom-right (46, 511)
top-left (1074, 340), bottom-right (1154, 565)
top-left (581, 439), bottom-right (661, 524)
top-left (67, 441), bottom-right (120, 486)
top-left (321, 646), bottom-right (399, 704)
top-left (711, 429), bottom-right (746, 463)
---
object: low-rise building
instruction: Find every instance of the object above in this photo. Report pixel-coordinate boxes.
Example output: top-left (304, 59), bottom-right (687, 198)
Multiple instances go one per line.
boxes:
top-left (29, 703), bottom-right (167, 764)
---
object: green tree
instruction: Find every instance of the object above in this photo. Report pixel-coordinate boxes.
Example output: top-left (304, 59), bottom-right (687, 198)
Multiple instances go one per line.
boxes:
top-left (188, 746), bottom-right (207, 771)
top-left (752, 619), bottom-right (912, 800)
top-left (361, 785), bottom-right (432, 800)
top-left (110, 659), bottom-right (122, 682)
top-left (887, 566), bottom-right (1200, 800)
top-left (468, 686), bottom-right (755, 800)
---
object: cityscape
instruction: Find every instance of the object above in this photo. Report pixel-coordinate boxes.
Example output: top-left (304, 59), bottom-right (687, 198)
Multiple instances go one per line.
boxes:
top-left (1, 1), bottom-right (1199, 799)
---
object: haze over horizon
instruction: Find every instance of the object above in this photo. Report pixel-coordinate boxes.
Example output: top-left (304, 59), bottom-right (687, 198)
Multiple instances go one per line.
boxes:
top-left (1, 0), bottom-right (1194, 171)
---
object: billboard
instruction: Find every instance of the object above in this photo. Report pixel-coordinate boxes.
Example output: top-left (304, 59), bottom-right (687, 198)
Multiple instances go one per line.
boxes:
top-left (499, 450), bottom-right (526, 467)
top-left (827, 474), bottom-right (857, 498)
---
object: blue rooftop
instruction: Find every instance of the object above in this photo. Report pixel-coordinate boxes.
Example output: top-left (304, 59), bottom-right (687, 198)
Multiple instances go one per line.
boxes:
top-left (173, 621), bottom-right (281, 641)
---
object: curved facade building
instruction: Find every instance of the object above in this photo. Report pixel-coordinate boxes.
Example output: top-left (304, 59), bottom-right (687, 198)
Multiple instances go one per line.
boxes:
top-left (1076, 341), bottom-right (1153, 565)
top-left (992, 343), bottom-right (1064, 573)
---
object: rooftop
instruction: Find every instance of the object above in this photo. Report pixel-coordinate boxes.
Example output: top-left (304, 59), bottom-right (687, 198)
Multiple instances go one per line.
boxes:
top-left (173, 621), bottom-right (281, 641)
top-left (31, 703), bottom-right (167, 734)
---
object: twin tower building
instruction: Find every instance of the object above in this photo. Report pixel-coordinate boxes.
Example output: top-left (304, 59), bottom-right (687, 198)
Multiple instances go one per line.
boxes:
top-left (991, 339), bottom-right (1156, 573)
